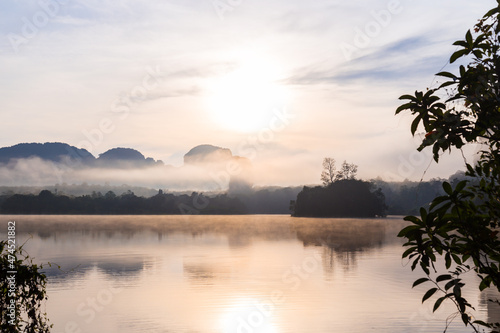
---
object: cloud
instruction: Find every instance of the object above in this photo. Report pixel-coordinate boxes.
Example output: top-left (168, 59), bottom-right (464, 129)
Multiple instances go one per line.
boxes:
top-left (285, 35), bottom-right (447, 86)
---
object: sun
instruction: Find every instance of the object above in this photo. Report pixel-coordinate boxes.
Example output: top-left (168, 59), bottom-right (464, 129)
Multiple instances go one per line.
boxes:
top-left (205, 56), bottom-right (289, 132)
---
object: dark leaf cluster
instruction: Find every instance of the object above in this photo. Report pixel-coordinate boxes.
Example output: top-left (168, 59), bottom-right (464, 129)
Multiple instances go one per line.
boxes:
top-left (396, 3), bottom-right (500, 331)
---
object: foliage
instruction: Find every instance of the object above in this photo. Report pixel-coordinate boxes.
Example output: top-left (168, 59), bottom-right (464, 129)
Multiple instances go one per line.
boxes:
top-left (0, 190), bottom-right (247, 215)
top-left (320, 157), bottom-right (358, 186)
top-left (235, 187), bottom-right (303, 214)
top-left (396, 2), bottom-right (500, 331)
top-left (1, 239), bottom-right (51, 332)
top-left (292, 180), bottom-right (386, 217)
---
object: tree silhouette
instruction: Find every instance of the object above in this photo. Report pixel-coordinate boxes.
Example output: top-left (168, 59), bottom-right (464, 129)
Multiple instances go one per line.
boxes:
top-left (320, 157), bottom-right (336, 186)
top-left (321, 158), bottom-right (358, 185)
top-left (335, 160), bottom-right (358, 181)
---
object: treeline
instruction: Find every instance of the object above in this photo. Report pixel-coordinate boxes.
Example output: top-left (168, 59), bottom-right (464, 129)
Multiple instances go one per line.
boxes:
top-left (236, 187), bottom-right (302, 214)
top-left (292, 179), bottom-right (386, 218)
top-left (0, 190), bottom-right (247, 215)
top-left (373, 178), bottom-right (446, 215)
top-left (0, 178), bottom-right (464, 216)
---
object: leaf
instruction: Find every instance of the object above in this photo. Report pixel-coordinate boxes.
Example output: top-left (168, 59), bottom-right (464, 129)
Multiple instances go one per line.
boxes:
top-left (466, 163), bottom-right (475, 175)
top-left (462, 313), bottom-right (470, 325)
top-left (438, 81), bottom-right (457, 88)
top-left (433, 296), bottom-right (446, 312)
top-left (404, 215), bottom-right (423, 225)
top-left (484, 6), bottom-right (500, 18)
top-left (443, 182), bottom-right (453, 195)
top-left (436, 274), bottom-right (452, 282)
top-left (451, 254), bottom-right (462, 265)
top-left (466, 30), bottom-right (473, 46)
top-left (397, 225), bottom-right (421, 237)
top-left (453, 283), bottom-right (462, 298)
top-left (412, 277), bottom-right (429, 288)
top-left (430, 196), bottom-right (450, 210)
top-left (396, 102), bottom-right (415, 114)
top-left (479, 278), bottom-right (491, 291)
top-left (472, 320), bottom-right (490, 327)
top-left (455, 180), bottom-right (468, 193)
top-left (403, 246), bottom-right (417, 258)
top-left (420, 207), bottom-right (428, 222)
top-left (444, 279), bottom-right (456, 291)
top-left (436, 71), bottom-right (457, 80)
top-left (450, 49), bottom-right (469, 63)
top-left (411, 257), bottom-right (419, 271)
top-left (445, 253), bottom-right (451, 269)
top-left (411, 116), bottom-right (421, 135)
top-left (422, 288), bottom-right (438, 303)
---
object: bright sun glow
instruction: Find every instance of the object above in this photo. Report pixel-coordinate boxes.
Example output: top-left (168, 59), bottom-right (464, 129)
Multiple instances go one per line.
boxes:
top-left (205, 55), bottom-right (289, 132)
top-left (219, 297), bottom-right (280, 333)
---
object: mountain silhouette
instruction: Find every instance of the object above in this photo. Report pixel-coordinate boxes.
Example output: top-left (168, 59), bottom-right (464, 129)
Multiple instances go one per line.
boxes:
top-left (0, 143), bottom-right (164, 168)
top-left (0, 142), bottom-right (95, 165)
top-left (99, 148), bottom-right (147, 161)
top-left (184, 144), bottom-right (233, 165)
top-left (97, 147), bottom-right (162, 167)
top-left (0, 142), bottom-right (253, 190)
top-left (183, 144), bottom-right (254, 193)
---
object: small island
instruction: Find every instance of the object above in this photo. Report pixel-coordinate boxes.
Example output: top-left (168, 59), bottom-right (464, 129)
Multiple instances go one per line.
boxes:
top-left (291, 158), bottom-right (386, 218)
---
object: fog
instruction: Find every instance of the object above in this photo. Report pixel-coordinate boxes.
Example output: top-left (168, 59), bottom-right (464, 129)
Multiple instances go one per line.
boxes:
top-left (0, 151), bottom-right (319, 191)
top-left (0, 157), bottom-right (236, 191)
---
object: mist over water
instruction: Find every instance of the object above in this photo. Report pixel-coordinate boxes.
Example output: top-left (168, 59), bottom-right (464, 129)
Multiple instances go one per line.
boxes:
top-left (2, 215), bottom-right (489, 333)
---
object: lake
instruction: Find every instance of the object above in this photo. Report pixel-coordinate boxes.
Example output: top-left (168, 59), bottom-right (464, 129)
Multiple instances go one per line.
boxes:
top-left (1, 215), bottom-right (493, 333)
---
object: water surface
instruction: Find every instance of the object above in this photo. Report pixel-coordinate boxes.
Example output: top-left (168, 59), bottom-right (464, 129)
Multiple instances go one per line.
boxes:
top-left (1, 215), bottom-right (490, 333)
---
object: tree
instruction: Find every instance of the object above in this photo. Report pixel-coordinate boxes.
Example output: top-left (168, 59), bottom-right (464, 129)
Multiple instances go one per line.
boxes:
top-left (396, 3), bottom-right (500, 331)
top-left (321, 157), bottom-right (336, 186)
top-left (1, 239), bottom-right (51, 332)
top-left (335, 160), bottom-right (358, 181)
top-left (321, 158), bottom-right (358, 185)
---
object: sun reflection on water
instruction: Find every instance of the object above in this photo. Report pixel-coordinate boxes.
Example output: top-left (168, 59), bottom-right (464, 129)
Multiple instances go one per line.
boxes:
top-left (219, 297), bottom-right (280, 333)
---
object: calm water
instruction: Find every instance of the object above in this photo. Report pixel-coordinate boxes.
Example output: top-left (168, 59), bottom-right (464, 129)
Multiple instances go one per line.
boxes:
top-left (1, 215), bottom-right (493, 333)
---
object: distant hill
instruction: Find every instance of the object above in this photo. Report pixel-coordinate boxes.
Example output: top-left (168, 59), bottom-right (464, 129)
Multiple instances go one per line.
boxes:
top-left (99, 147), bottom-right (146, 161)
top-left (0, 141), bottom-right (252, 190)
top-left (184, 144), bottom-right (232, 165)
top-left (0, 143), bottom-right (163, 168)
top-left (0, 142), bottom-right (95, 165)
top-left (97, 147), bottom-right (162, 167)
top-left (184, 144), bottom-right (254, 192)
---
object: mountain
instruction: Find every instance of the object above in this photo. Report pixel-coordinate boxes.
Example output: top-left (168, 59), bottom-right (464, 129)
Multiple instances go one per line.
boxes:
top-left (97, 148), bottom-right (162, 167)
top-left (184, 144), bottom-right (232, 165)
top-left (0, 143), bottom-right (163, 168)
top-left (0, 142), bottom-right (252, 190)
top-left (99, 147), bottom-right (146, 161)
top-left (0, 142), bottom-right (95, 165)
top-left (184, 144), bottom-right (253, 193)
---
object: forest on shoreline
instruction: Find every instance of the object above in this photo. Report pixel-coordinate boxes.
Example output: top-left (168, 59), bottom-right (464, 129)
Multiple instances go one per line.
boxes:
top-left (0, 177), bottom-right (453, 216)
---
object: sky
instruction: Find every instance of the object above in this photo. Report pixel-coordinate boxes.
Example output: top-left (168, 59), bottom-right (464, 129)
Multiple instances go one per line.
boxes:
top-left (0, 0), bottom-right (494, 187)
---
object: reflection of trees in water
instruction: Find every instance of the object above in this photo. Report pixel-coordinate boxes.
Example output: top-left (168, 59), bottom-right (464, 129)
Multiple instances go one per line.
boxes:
top-left (8, 215), bottom-right (392, 283)
top-left (183, 264), bottom-right (216, 283)
top-left (292, 218), bottom-right (386, 274)
top-left (183, 262), bottom-right (233, 286)
top-left (11, 215), bottom-right (298, 245)
top-left (43, 257), bottom-right (145, 284)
